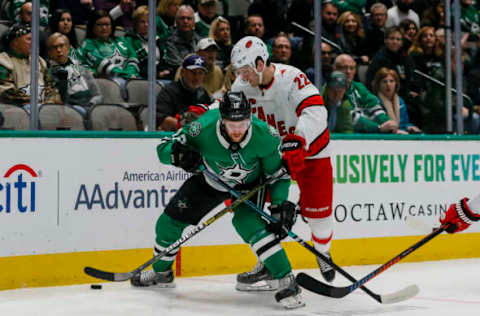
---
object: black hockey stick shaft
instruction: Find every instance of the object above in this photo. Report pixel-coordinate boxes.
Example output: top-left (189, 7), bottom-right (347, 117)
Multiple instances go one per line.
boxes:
top-left (201, 167), bottom-right (386, 304)
top-left (84, 171), bottom-right (284, 282)
top-left (297, 225), bottom-right (446, 299)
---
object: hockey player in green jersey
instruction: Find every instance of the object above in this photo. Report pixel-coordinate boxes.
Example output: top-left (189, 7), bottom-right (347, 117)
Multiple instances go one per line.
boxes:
top-left (131, 91), bottom-right (305, 309)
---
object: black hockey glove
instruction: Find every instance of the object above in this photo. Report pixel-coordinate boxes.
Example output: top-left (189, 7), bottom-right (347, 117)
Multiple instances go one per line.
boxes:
top-left (171, 141), bottom-right (203, 173)
top-left (267, 201), bottom-right (298, 240)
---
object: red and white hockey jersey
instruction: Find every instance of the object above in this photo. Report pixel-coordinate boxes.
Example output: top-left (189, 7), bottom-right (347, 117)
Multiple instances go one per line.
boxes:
top-left (232, 63), bottom-right (331, 159)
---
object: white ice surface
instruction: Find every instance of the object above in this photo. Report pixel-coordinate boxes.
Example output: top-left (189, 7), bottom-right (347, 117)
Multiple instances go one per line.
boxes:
top-left (1, 258), bottom-right (479, 316)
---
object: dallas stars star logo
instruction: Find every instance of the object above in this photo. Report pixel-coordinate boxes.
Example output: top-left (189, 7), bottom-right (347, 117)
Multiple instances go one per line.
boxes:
top-left (216, 162), bottom-right (255, 185)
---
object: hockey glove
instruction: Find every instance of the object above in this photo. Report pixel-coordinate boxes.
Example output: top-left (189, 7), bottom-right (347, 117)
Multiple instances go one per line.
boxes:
top-left (171, 141), bottom-right (203, 173)
top-left (267, 201), bottom-right (298, 239)
top-left (440, 198), bottom-right (480, 233)
top-left (176, 104), bottom-right (209, 129)
top-left (281, 134), bottom-right (307, 180)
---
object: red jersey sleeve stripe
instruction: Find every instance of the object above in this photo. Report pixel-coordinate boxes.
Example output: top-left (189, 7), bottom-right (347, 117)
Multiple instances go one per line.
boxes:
top-left (295, 94), bottom-right (325, 117)
top-left (306, 128), bottom-right (330, 157)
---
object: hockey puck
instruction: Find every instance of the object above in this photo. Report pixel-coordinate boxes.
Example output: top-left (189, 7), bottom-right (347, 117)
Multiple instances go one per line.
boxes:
top-left (90, 284), bottom-right (102, 290)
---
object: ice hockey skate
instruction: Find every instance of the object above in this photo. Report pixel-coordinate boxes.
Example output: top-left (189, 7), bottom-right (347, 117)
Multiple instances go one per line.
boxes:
top-left (236, 261), bottom-right (279, 291)
top-left (274, 273), bottom-right (305, 309)
top-left (130, 269), bottom-right (175, 288)
top-left (316, 251), bottom-right (336, 282)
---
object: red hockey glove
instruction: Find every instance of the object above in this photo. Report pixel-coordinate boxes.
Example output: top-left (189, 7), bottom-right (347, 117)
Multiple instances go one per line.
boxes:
top-left (176, 104), bottom-right (209, 129)
top-left (281, 134), bottom-right (307, 180)
top-left (440, 198), bottom-right (479, 233)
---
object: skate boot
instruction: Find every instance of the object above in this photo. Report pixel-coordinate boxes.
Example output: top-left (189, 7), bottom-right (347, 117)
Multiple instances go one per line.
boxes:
top-left (130, 269), bottom-right (175, 288)
top-left (316, 251), bottom-right (335, 282)
top-left (236, 261), bottom-right (279, 291)
top-left (274, 273), bottom-right (305, 309)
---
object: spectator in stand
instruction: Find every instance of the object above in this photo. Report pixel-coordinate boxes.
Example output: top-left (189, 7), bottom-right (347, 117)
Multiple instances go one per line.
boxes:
top-left (271, 32), bottom-right (292, 65)
top-left (156, 54), bottom-right (212, 131)
top-left (407, 26), bottom-right (478, 134)
top-left (363, 3), bottom-right (388, 59)
top-left (337, 11), bottom-right (368, 64)
top-left (334, 54), bottom-right (398, 133)
top-left (244, 14), bottom-right (267, 43)
top-left (321, 1), bottom-right (342, 52)
top-left (209, 16), bottom-right (232, 72)
top-left (1, 0), bottom-right (50, 27)
top-left (195, 0), bottom-right (219, 37)
top-left (12, 2), bottom-right (49, 58)
top-left (124, 6), bottom-right (170, 80)
top-left (399, 19), bottom-right (418, 55)
top-left (57, 0), bottom-right (95, 26)
top-left (175, 38), bottom-right (224, 96)
top-left (48, 9), bottom-right (79, 49)
top-left (459, 0), bottom-right (480, 38)
top-left (156, 0), bottom-right (182, 40)
top-left (47, 33), bottom-right (103, 116)
top-left (163, 5), bottom-right (201, 79)
top-left (332, 0), bottom-right (366, 15)
top-left (421, 1), bottom-right (445, 29)
top-left (305, 42), bottom-right (334, 83)
top-left (407, 26), bottom-right (444, 132)
top-left (0, 24), bottom-right (61, 106)
top-left (95, 0), bottom-right (135, 31)
top-left (365, 0), bottom-right (393, 12)
top-left (321, 71), bottom-right (353, 133)
top-left (366, 26), bottom-right (416, 101)
top-left (77, 10), bottom-right (139, 80)
top-left (385, 0), bottom-right (420, 29)
top-left (247, 0), bottom-right (288, 40)
top-left (372, 67), bottom-right (421, 134)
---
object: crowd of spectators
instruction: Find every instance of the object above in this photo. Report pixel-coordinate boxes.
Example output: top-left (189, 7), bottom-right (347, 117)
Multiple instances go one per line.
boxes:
top-left (0, 0), bottom-right (479, 134)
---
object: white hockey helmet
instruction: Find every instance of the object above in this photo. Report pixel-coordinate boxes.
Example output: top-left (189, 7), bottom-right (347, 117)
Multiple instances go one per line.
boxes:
top-left (231, 36), bottom-right (269, 73)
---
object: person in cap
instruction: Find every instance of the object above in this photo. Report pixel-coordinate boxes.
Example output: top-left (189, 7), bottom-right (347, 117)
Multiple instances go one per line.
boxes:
top-left (195, 0), bottom-right (218, 37)
top-left (322, 71), bottom-right (353, 133)
top-left (0, 23), bottom-right (61, 106)
top-left (156, 54), bottom-right (212, 131)
top-left (175, 37), bottom-right (224, 95)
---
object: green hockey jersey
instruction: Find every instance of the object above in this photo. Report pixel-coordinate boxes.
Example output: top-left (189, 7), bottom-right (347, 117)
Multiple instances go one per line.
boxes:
top-left (77, 37), bottom-right (140, 79)
top-left (156, 109), bottom-right (290, 205)
top-left (2, 0), bottom-right (50, 26)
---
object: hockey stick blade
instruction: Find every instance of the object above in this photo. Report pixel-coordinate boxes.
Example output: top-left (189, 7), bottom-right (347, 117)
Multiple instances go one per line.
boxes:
top-left (296, 226), bottom-right (446, 303)
top-left (84, 171), bottom-right (285, 282)
top-left (84, 267), bottom-right (133, 282)
top-left (296, 272), bottom-right (419, 304)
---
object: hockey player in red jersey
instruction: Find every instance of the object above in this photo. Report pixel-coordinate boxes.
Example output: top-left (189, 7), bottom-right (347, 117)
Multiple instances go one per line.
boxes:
top-left (231, 36), bottom-right (336, 291)
top-left (440, 193), bottom-right (480, 233)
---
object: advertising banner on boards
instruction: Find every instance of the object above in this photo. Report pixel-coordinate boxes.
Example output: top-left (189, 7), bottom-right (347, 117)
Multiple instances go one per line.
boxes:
top-left (0, 138), bottom-right (478, 257)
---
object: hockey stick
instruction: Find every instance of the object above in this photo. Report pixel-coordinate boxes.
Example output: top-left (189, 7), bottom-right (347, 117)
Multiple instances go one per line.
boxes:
top-left (296, 225), bottom-right (448, 301)
top-left (201, 167), bottom-right (418, 304)
top-left (84, 170), bottom-right (285, 282)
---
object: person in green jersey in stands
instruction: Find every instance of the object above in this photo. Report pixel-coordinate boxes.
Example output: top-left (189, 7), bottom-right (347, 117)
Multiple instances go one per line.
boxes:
top-left (131, 91), bottom-right (305, 310)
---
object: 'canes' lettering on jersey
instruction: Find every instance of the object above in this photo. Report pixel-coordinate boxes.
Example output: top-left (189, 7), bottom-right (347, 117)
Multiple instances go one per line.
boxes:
top-left (232, 63), bottom-right (330, 159)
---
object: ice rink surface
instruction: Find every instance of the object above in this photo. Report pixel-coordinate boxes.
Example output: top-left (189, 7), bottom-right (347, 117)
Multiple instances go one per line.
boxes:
top-left (1, 258), bottom-right (479, 316)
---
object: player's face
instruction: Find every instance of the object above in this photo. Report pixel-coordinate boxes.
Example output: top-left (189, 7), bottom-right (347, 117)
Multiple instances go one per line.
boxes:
top-left (235, 65), bottom-right (260, 87)
top-left (223, 119), bottom-right (250, 143)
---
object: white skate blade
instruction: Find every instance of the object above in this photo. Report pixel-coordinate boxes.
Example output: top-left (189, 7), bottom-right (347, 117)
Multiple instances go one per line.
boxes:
top-left (279, 294), bottom-right (306, 309)
top-left (236, 280), bottom-right (278, 292)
